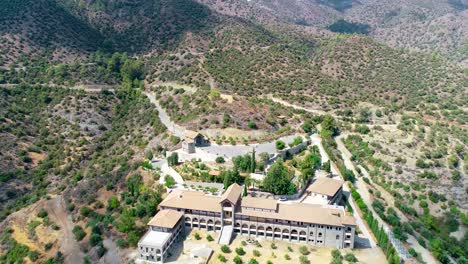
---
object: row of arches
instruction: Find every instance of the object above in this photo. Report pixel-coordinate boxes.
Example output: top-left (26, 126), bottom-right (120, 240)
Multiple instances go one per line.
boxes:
top-left (185, 217), bottom-right (221, 226)
top-left (185, 216), bottom-right (222, 231)
top-left (184, 216), bottom-right (327, 243)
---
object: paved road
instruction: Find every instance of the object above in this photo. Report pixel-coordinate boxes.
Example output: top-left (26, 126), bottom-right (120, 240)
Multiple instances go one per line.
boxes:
top-left (199, 134), bottom-right (299, 159)
top-left (144, 90), bottom-right (304, 159)
top-left (144, 91), bottom-right (185, 138)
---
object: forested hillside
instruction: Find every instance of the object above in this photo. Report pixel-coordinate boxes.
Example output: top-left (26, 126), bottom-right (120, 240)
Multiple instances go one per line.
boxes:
top-left (1, 0), bottom-right (466, 123)
top-left (0, 0), bottom-right (466, 263)
top-left (0, 86), bottom-right (173, 263)
top-left (198, 0), bottom-right (468, 64)
top-left (0, 0), bottom-right (105, 66)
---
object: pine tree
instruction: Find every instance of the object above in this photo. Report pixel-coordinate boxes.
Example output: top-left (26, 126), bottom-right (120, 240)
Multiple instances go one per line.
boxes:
top-left (251, 148), bottom-right (256, 173)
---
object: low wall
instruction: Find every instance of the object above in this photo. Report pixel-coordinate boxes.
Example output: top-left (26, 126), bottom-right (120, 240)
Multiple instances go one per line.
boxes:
top-left (248, 178), bottom-right (312, 201)
top-left (278, 140), bottom-right (310, 158)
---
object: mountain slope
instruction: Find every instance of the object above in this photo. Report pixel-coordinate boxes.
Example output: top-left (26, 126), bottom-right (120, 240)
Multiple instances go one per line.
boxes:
top-left (197, 0), bottom-right (468, 65)
top-left (56, 0), bottom-right (216, 52)
top-left (0, 0), bottom-right (105, 66)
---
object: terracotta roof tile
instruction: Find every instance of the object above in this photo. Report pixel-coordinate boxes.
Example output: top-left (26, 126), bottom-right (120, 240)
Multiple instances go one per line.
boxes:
top-left (147, 210), bottom-right (183, 228)
top-left (307, 177), bottom-right (344, 197)
top-left (220, 183), bottom-right (242, 205)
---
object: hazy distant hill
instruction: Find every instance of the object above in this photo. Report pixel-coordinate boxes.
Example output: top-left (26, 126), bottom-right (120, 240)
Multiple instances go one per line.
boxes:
top-left (197, 0), bottom-right (468, 65)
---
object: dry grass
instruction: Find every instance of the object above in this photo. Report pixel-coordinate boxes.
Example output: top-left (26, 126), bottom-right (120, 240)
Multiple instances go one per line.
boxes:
top-left (27, 152), bottom-right (47, 167)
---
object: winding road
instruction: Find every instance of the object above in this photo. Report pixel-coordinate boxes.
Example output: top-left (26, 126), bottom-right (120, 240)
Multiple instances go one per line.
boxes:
top-left (144, 91), bottom-right (305, 159)
top-left (144, 91), bottom-right (185, 138)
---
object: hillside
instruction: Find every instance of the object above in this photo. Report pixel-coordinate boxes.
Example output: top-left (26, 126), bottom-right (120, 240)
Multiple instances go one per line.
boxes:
top-left (0, 86), bottom-right (174, 263)
top-left (198, 0), bottom-right (468, 65)
top-left (0, 0), bottom-right (466, 263)
top-left (0, 0), bottom-right (105, 66)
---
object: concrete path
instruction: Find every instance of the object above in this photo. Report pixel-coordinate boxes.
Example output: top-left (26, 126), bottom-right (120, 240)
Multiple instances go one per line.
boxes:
top-left (152, 159), bottom-right (184, 185)
top-left (101, 238), bottom-right (122, 264)
top-left (218, 226), bottom-right (234, 245)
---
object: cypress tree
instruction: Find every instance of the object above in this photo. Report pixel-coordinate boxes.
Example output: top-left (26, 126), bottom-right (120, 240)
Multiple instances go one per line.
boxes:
top-left (251, 148), bottom-right (256, 173)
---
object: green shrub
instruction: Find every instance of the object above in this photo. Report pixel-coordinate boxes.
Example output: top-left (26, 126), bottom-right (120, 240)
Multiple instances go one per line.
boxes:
top-left (44, 242), bottom-right (53, 251)
top-left (408, 248), bottom-right (418, 258)
top-left (253, 249), bottom-right (261, 257)
top-left (89, 233), bottom-right (102, 247)
top-left (235, 247), bottom-right (245, 255)
top-left (299, 245), bottom-right (309, 255)
top-left (276, 140), bottom-right (286, 150)
top-left (218, 254), bottom-right (227, 262)
top-left (344, 252), bottom-right (358, 263)
top-left (248, 121), bottom-right (258, 129)
top-left (194, 233), bottom-right (201, 240)
top-left (206, 234), bottom-right (214, 242)
top-left (221, 245), bottom-right (231, 253)
top-left (299, 255), bottom-right (310, 264)
top-left (72, 226), bottom-right (86, 241)
top-left (116, 238), bottom-right (128, 248)
top-left (107, 196), bottom-right (120, 211)
top-left (331, 249), bottom-right (342, 259)
top-left (233, 255), bottom-right (243, 264)
top-left (28, 250), bottom-right (40, 262)
top-left (37, 209), bottom-right (48, 218)
top-left (165, 175), bottom-right (176, 188)
top-left (80, 206), bottom-right (94, 217)
top-left (248, 258), bottom-right (259, 264)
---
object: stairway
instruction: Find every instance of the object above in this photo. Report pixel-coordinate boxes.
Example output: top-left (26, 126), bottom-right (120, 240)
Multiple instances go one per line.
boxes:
top-left (218, 225), bottom-right (234, 245)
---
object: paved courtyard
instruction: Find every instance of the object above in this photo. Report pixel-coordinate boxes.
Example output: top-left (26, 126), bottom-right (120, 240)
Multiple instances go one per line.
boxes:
top-left (199, 134), bottom-right (299, 159)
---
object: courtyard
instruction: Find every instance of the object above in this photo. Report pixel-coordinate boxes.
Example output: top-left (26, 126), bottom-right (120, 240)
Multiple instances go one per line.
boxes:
top-left (164, 229), bottom-right (385, 264)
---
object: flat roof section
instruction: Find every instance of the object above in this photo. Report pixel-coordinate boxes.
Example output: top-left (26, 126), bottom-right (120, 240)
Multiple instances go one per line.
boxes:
top-left (139, 230), bottom-right (172, 248)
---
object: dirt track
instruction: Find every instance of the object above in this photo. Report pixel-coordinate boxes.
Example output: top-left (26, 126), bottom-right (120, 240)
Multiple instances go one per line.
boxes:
top-left (2, 195), bottom-right (84, 263)
top-left (47, 196), bottom-right (85, 264)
